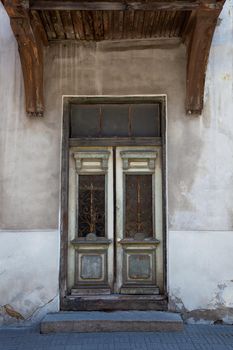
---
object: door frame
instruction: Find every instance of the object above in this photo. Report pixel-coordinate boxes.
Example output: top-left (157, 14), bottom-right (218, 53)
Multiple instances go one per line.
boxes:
top-left (59, 95), bottom-right (167, 310)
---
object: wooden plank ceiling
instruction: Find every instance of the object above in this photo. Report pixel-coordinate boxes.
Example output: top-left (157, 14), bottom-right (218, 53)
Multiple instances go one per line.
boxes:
top-left (1, 0), bottom-right (225, 117)
top-left (36, 9), bottom-right (189, 41)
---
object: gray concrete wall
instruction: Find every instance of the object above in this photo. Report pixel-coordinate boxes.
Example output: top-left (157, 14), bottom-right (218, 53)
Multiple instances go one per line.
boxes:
top-left (0, 0), bottom-right (233, 325)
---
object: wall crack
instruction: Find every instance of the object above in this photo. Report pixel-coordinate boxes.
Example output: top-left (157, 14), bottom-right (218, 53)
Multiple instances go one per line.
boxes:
top-left (26, 295), bottom-right (57, 321)
top-left (0, 295), bottom-right (58, 324)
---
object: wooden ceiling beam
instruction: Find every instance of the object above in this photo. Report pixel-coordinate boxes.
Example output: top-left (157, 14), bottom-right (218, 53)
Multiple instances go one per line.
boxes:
top-left (1, 0), bottom-right (47, 116)
top-left (29, 0), bottom-right (223, 12)
top-left (184, 2), bottom-right (225, 114)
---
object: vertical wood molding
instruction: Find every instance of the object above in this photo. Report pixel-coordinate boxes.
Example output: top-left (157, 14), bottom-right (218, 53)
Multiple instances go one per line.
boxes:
top-left (184, 2), bottom-right (225, 115)
top-left (2, 0), bottom-right (47, 116)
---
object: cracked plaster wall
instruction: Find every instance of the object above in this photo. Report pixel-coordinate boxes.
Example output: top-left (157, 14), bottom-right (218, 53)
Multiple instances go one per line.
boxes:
top-left (168, 231), bottom-right (233, 324)
top-left (0, 0), bottom-right (233, 325)
top-left (0, 231), bottom-right (59, 326)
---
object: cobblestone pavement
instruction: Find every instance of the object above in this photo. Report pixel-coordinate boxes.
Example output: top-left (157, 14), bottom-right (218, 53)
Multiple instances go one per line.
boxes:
top-left (0, 325), bottom-right (233, 350)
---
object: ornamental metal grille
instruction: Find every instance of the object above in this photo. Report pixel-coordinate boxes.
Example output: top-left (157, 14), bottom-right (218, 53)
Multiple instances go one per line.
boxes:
top-left (78, 175), bottom-right (105, 237)
top-left (125, 174), bottom-right (153, 239)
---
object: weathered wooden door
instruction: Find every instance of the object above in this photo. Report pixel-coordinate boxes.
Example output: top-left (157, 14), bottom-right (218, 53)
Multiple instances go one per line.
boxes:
top-left (67, 146), bottom-right (163, 295)
top-left (115, 146), bottom-right (163, 294)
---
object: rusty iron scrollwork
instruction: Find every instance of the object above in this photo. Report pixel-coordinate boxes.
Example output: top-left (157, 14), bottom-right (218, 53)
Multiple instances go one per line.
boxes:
top-left (78, 175), bottom-right (105, 237)
top-left (125, 174), bottom-right (153, 239)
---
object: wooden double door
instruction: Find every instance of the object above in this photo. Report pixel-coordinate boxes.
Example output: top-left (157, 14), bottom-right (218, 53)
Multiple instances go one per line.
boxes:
top-left (67, 146), bottom-right (163, 296)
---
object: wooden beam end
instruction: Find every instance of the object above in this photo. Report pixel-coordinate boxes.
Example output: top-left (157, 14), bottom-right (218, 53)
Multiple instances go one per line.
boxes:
top-left (27, 111), bottom-right (44, 117)
top-left (186, 107), bottom-right (202, 116)
top-left (184, 5), bottom-right (224, 117)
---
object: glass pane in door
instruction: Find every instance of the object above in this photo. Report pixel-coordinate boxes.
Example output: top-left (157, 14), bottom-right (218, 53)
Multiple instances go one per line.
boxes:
top-left (125, 174), bottom-right (153, 239)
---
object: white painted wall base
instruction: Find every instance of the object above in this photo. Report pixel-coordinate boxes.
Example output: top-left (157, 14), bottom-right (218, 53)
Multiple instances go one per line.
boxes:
top-left (0, 231), bottom-right (60, 326)
top-left (168, 230), bottom-right (233, 324)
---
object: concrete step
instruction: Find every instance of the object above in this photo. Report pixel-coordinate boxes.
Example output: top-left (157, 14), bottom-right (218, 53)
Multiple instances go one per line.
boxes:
top-left (63, 294), bottom-right (168, 311)
top-left (40, 311), bottom-right (183, 334)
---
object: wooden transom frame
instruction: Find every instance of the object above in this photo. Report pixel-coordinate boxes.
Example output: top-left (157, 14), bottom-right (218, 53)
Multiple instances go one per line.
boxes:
top-left (1, 0), bottom-right (225, 116)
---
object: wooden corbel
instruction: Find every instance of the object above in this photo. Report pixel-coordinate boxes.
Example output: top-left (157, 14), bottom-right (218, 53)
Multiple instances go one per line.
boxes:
top-left (183, 1), bottom-right (225, 115)
top-left (1, 0), bottom-right (48, 116)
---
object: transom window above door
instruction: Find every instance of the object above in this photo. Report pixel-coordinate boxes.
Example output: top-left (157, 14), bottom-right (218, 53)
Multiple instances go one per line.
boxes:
top-left (70, 102), bottom-right (162, 139)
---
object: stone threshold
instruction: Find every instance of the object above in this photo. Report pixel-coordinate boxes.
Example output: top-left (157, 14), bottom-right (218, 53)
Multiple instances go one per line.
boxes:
top-left (40, 311), bottom-right (183, 333)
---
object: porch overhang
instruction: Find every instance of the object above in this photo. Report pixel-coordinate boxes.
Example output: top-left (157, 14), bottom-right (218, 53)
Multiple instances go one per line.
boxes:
top-left (1, 0), bottom-right (225, 117)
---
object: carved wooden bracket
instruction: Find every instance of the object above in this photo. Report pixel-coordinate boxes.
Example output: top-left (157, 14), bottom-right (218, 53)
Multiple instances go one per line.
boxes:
top-left (183, 1), bottom-right (225, 115)
top-left (1, 0), bottom-right (48, 116)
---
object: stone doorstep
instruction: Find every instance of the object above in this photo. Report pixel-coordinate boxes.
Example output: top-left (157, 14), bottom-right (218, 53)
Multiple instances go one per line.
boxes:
top-left (40, 311), bottom-right (183, 334)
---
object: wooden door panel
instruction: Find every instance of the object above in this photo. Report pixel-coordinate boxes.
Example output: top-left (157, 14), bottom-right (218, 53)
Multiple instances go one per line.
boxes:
top-left (115, 147), bottom-right (163, 294)
top-left (68, 147), bottom-right (114, 295)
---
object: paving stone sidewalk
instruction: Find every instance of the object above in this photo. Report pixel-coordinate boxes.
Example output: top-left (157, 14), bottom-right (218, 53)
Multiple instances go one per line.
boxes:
top-left (0, 324), bottom-right (233, 350)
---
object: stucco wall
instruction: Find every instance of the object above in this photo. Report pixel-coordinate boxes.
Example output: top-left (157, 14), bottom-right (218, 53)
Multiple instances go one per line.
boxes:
top-left (0, 4), bottom-right (61, 230)
top-left (168, 0), bottom-right (233, 323)
top-left (0, 230), bottom-right (59, 325)
top-left (0, 0), bottom-right (233, 325)
top-left (169, 231), bottom-right (233, 324)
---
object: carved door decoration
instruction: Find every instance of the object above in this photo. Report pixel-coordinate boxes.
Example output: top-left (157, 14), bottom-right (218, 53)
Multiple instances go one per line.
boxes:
top-left (68, 147), bottom-right (163, 295)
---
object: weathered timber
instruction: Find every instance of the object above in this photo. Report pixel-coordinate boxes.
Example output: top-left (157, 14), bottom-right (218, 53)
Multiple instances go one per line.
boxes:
top-left (82, 10), bottom-right (95, 40)
top-left (123, 10), bottom-right (134, 39)
top-left (71, 11), bottom-right (85, 40)
top-left (30, 0), bottom-right (222, 11)
top-left (1, 0), bottom-right (46, 116)
top-left (69, 137), bottom-right (162, 147)
top-left (43, 10), bottom-right (57, 39)
top-left (102, 10), bottom-right (112, 40)
top-left (31, 10), bottom-right (49, 45)
top-left (60, 10), bottom-right (75, 39)
top-left (184, 2), bottom-right (225, 114)
top-left (92, 10), bottom-right (104, 40)
top-left (132, 10), bottom-right (144, 39)
top-left (143, 11), bottom-right (156, 38)
top-left (42, 10), bottom-right (187, 40)
top-left (113, 10), bottom-right (124, 40)
top-left (62, 294), bottom-right (168, 311)
top-left (50, 10), bottom-right (65, 40)
top-left (59, 100), bottom-right (70, 304)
